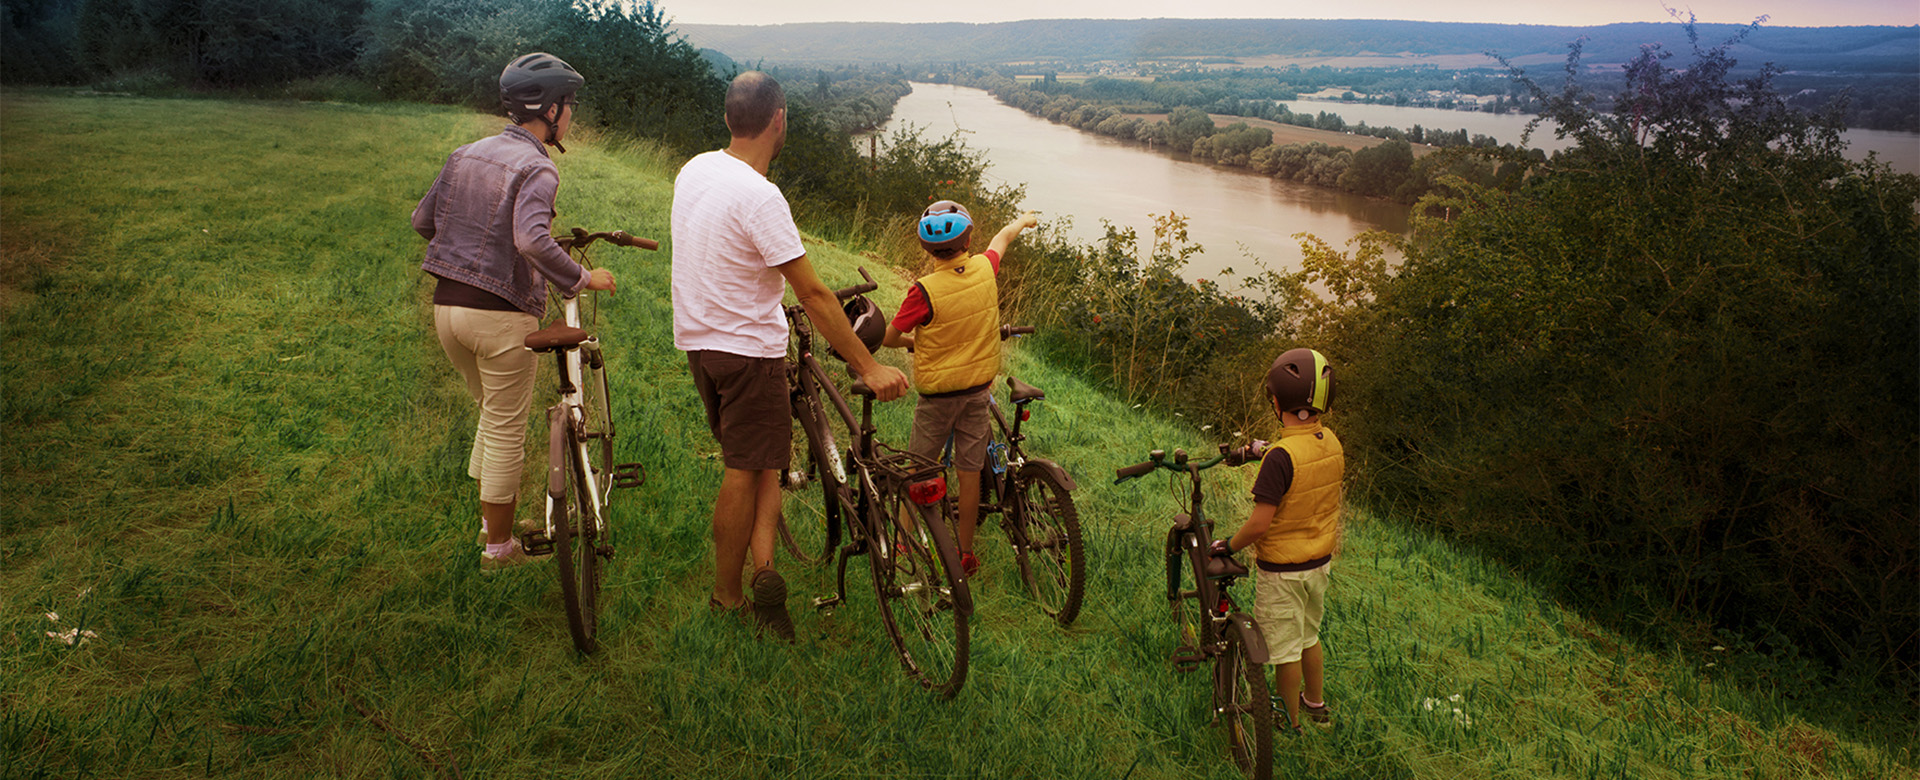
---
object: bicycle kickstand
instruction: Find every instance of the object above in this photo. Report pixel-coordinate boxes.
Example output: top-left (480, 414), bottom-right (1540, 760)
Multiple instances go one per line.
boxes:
top-left (812, 544), bottom-right (857, 612)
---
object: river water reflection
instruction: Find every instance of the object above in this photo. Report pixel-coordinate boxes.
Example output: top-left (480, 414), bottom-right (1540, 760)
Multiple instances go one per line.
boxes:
top-left (881, 83), bottom-right (1410, 284)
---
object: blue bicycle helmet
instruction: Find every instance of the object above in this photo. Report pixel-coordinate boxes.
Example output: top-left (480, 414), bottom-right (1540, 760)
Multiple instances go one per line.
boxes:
top-left (918, 200), bottom-right (973, 258)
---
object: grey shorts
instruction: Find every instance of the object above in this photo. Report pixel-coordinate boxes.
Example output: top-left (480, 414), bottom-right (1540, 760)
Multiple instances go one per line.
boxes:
top-left (687, 350), bottom-right (790, 471)
top-left (906, 387), bottom-right (993, 471)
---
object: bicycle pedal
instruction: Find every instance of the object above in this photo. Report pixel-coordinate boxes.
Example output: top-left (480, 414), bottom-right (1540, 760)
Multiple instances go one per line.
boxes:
top-left (812, 595), bottom-right (843, 611)
top-left (519, 531), bottom-right (554, 557)
top-left (597, 544), bottom-right (616, 561)
top-left (612, 462), bottom-right (645, 489)
top-left (1171, 647), bottom-right (1207, 670)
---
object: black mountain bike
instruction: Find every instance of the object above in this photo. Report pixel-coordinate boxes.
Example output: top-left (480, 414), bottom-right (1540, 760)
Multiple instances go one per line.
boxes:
top-left (1116, 443), bottom-right (1273, 780)
top-left (971, 325), bottom-right (1085, 626)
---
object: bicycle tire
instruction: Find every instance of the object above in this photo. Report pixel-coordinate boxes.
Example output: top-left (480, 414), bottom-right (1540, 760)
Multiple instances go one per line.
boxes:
top-left (1010, 463), bottom-right (1085, 626)
top-left (548, 406), bottom-right (599, 654)
top-left (777, 382), bottom-right (842, 565)
top-left (579, 345), bottom-right (615, 509)
top-left (1221, 622), bottom-right (1273, 780)
top-left (1167, 529), bottom-right (1215, 665)
top-left (870, 484), bottom-right (971, 697)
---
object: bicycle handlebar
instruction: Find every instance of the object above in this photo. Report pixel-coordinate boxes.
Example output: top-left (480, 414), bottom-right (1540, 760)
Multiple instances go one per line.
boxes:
top-left (1001, 325), bottom-right (1036, 340)
top-left (1113, 441), bottom-right (1268, 484)
top-left (834, 266), bottom-right (878, 300)
top-left (554, 228), bottom-right (659, 251)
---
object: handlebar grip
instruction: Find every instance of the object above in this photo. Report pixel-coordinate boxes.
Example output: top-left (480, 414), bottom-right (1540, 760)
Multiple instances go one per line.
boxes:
top-left (610, 231), bottom-right (659, 251)
top-left (1001, 325), bottom-right (1036, 340)
top-left (834, 265), bottom-right (880, 300)
top-left (1114, 461), bottom-right (1157, 481)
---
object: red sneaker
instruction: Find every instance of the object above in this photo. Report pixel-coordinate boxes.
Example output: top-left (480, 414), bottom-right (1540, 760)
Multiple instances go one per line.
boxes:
top-left (960, 551), bottom-right (981, 577)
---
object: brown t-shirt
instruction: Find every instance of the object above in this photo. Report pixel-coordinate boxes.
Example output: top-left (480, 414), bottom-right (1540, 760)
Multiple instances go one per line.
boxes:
top-left (432, 274), bottom-right (519, 312)
top-left (1250, 448), bottom-right (1295, 506)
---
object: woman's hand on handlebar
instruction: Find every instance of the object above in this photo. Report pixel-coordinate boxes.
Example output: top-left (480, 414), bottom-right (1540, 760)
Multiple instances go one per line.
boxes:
top-left (586, 267), bottom-right (616, 293)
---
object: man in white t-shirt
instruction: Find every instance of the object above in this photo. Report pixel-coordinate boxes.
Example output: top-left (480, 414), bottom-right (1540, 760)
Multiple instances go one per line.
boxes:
top-left (671, 71), bottom-right (908, 643)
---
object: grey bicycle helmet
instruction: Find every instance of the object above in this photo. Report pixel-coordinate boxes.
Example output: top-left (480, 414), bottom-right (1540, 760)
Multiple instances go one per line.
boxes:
top-left (500, 52), bottom-right (583, 125)
top-left (829, 295), bottom-right (887, 361)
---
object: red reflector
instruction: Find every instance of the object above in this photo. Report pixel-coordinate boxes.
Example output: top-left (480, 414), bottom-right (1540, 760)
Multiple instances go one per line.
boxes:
top-left (1020, 409), bottom-right (1031, 421)
top-left (908, 477), bottom-right (948, 505)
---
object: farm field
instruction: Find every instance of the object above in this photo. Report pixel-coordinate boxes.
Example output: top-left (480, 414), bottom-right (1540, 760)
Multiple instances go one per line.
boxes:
top-left (0, 91), bottom-right (1907, 780)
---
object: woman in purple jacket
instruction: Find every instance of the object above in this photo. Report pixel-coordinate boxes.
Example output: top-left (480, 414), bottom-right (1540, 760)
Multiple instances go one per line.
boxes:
top-left (412, 53), bottom-right (615, 572)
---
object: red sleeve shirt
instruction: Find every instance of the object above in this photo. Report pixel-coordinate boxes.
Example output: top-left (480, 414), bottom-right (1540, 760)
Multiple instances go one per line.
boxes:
top-left (891, 250), bottom-right (998, 331)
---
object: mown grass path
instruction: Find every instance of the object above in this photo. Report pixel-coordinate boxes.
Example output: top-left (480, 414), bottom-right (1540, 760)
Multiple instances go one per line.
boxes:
top-left (2, 92), bottom-right (1907, 779)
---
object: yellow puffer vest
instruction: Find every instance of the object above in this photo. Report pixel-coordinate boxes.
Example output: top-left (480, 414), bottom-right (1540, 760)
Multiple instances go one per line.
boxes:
top-left (912, 253), bottom-right (1000, 394)
top-left (1254, 422), bottom-right (1345, 565)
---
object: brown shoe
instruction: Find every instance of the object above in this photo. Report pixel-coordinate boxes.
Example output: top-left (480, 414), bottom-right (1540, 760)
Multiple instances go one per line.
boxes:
top-left (751, 569), bottom-right (796, 643)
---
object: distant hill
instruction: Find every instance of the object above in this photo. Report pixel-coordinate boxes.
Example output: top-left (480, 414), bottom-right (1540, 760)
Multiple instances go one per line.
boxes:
top-left (673, 18), bottom-right (1919, 73)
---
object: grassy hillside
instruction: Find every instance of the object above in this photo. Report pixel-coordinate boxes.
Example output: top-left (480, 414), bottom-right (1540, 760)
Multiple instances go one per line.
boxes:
top-left (1, 92), bottom-right (1910, 779)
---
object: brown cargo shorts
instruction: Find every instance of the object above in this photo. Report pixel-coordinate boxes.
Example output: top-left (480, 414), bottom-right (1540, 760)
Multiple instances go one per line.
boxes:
top-left (687, 350), bottom-right (790, 471)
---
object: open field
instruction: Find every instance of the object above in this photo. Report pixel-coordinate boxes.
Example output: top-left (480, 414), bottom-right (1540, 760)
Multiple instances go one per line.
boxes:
top-left (1, 91), bottom-right (1910, 779)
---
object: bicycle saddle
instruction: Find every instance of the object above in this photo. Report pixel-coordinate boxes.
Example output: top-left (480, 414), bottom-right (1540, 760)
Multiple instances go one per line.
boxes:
top-left (1205, 553), bottom-right (1250, 580)
top-left (525, 323), bottom-right (589, 352)
top-left (849, 376), bottom-right (874, 397)
top-left (1008, 376), bottom-right (1045, 402)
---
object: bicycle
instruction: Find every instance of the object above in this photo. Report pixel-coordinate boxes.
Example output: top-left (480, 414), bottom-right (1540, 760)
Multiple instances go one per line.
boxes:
top-left (519, 228), bottom-right (654, 655)
top-left (969, 324), bottom-right (1085, 626)
top-left (1115, 442), bottom-right (1274, 780)
top-left (776, 267), bottom-right (975, 697)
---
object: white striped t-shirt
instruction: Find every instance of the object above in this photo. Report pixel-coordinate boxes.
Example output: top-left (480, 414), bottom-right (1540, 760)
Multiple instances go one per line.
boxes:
top-left (670, 150), bottom-right (806, 358)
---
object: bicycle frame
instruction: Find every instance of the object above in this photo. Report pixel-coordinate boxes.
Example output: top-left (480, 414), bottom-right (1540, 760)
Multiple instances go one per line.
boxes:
top-left (542, 295), bottom-right (610, 545)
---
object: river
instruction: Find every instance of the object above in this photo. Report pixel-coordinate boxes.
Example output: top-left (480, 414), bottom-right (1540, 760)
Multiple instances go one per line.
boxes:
top-left (880, 83), bottom-right (1411, 284)
top-left (878, 83), bottom-right (1920, 287)
top-left (1284, 99), bottom-right (1920, 175)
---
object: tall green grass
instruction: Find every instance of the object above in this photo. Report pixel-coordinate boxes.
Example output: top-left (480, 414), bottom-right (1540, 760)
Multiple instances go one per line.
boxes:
top-left (2, 92), bottom-right (1909, 780)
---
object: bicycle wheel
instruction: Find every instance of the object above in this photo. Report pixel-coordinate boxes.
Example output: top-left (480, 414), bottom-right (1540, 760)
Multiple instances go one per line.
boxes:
top-left (1166, 528), bottom-right (1213, 669)
top-left (777, 381), bottom-right (843, 565)
top-left (870, 482), bottom-right (971, 696)
top-left (547, 406), bottom-right (600, 654)
top-left (1220, 622), bottom-right (1273, 780)
top-left (579, 345), bottom-right (615, 509)
top-left (1010, 463), bottom-right (1085, 626)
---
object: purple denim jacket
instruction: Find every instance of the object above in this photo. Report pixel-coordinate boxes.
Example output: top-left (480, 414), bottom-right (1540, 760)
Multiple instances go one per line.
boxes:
top-left (412, 125), bottom-right (586, 316)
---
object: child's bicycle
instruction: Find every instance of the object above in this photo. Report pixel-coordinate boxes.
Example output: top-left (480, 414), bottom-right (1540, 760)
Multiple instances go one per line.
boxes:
top-left (1115, 442), bottom-right (1273, 780)
top-left (971, 325), bottom-right (1085, 626)
top-left (519, 228), bottom-right (654, 655)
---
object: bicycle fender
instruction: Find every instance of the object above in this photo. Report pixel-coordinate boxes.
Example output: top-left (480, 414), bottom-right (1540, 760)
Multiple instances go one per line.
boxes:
top-left (545, 405), bottom-right (569, 499)
top-left (1017, 459), bottom-right (1078, 491)
top-left (1228, 612), bottom-right (1270, 664)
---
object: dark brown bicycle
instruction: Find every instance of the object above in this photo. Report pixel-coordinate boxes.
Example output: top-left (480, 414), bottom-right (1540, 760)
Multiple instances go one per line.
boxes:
top-left (775, 267), bottom-right (974, 697)
top-left (966, 325), bottom-right (1085, 626)
top-left (1115, 442), bottom-right (1274, 779)
top-left (519, 228), bottom-right (653, 655)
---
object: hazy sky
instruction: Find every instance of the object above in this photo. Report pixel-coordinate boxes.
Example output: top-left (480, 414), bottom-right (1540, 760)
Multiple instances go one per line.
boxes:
top-left (662, 1), bottom-right (1919, 29)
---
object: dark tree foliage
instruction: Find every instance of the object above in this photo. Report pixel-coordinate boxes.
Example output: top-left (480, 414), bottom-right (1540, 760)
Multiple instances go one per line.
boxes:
top-left (1340, 20), bottom-right (1919, 695)
top-left (1, 0), bottom-right (84, 84)
top-left (68, 0), bottom-right (365, 86)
